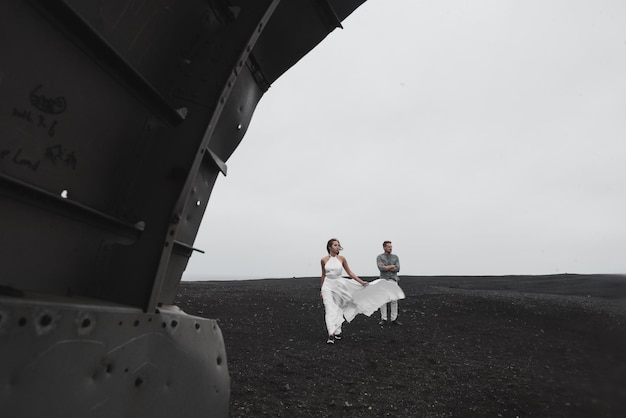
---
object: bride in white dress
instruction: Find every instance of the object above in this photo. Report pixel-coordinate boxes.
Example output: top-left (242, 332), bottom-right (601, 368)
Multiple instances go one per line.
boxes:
top-left (320, 238), bottom-right (405, 344)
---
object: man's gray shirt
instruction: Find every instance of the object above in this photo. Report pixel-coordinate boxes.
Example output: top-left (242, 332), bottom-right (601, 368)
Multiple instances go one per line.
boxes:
top-left (377, 253), bottom-right (400, 281)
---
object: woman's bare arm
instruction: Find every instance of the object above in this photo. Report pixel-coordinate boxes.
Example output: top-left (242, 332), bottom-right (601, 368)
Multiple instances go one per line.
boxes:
top-left (340, 256), bottom-right (367, 286)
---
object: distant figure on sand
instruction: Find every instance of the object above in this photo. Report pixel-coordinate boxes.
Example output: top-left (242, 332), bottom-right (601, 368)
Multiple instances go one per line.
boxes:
top-left (320, 238), bottom-right (405, 345)
top-left (377, 240), bottom-right (402, 326)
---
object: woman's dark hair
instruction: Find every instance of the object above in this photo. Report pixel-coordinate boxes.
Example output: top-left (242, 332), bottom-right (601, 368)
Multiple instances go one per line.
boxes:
top-left (326, 238), bottom-right (342, 254)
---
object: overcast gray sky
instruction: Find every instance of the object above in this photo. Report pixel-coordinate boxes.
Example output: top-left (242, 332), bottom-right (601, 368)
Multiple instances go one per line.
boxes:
top-left (183, 0), bottom-right (626, 280)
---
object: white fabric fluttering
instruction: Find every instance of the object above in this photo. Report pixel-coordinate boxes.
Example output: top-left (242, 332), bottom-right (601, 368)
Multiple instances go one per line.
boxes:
top-left (321, 256), bottom-right (405, 335)
top-left (343, 278), bottom-right (405, 322)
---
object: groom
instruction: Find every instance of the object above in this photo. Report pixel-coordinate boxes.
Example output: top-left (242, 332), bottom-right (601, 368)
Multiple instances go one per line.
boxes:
top-left (377, 240), bottom-right (402, 326)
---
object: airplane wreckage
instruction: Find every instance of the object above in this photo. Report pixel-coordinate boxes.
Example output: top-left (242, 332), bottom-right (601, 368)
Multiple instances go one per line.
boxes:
top-left (0, 0), bottom-right (367, 415)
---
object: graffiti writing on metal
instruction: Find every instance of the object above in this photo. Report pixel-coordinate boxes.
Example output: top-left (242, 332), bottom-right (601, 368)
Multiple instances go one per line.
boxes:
top-left (45, 144), bottom-right (78, 170)
top-left (3, 85), bottom-right (77, 171)
top-left (11, 84), bottom-right (65, 137)
top-left (0, 148), bottom-right (41, 171)
top-left (0, 145), bottom-right (78, 172)
top-left (12, 110), bottom-right (58, 138)
top-left (30, 84), bottom-right (67, 114)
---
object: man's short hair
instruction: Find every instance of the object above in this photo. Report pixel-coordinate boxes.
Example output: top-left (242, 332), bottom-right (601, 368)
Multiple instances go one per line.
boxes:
top-left (383, 240), bottom-right (392, 246)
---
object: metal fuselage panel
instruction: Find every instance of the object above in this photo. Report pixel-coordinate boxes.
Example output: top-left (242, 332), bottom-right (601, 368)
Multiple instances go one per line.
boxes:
top-left (0, 0), bottom-right (367, 416)
top-left (0, 297), bottom-right (229, 417)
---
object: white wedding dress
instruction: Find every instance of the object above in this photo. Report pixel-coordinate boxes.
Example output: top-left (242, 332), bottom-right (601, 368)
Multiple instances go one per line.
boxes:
top-left (321, 255), bottom-right (405, 335)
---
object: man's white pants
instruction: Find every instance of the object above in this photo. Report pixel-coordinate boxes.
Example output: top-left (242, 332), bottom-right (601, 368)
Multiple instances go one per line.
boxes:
top-left (380, 300), bottom-right (398, 321)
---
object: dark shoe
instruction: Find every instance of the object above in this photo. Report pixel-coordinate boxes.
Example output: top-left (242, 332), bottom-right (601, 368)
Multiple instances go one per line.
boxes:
top-left (334, 334), bottom-right (342, 341)
top-left (378, 320), bottom-right (387, 326)
top-left (391, 320), bottom-right (403, 326)
top-left (326, 337), bottom-right (335, 344)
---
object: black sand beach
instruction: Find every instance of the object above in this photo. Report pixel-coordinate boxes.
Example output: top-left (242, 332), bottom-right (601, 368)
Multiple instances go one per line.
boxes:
top-left (175, 274), bottom-right (626, 417)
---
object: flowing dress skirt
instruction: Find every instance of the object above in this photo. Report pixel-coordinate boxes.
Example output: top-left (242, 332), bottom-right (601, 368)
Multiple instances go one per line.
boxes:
top-left (322, 278), bottom-right (405, 334)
